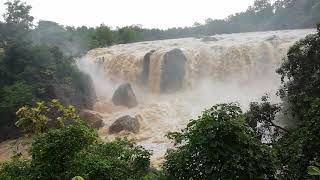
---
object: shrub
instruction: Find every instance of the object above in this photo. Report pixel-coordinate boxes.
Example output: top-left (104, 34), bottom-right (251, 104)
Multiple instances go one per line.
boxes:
top-left (0, 101), bottom-right (151, 180)
top-left (30, 124), bottom-right (98, 179)
top-left (163, 103), bottom-right (278, 179)
top-left (66, 139), bottom-right (151, 179)
top-left (0, 158), bottom-right (32, 180)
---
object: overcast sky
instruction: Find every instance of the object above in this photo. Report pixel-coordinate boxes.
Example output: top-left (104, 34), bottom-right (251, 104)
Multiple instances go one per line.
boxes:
top-left (0, 0), bottom-right (255, 29)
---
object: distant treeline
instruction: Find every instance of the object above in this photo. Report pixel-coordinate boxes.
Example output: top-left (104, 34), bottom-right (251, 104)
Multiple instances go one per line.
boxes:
top-left (24, 0), bottom-right (320, 56)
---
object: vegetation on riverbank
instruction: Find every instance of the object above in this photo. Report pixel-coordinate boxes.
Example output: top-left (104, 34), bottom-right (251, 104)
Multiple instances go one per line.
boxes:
top-left (0, 0), bottom-right (320, 179)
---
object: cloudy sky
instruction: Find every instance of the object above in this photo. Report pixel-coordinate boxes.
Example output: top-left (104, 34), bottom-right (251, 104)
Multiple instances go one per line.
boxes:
top-left (0, 0), bottom-right (254, 29)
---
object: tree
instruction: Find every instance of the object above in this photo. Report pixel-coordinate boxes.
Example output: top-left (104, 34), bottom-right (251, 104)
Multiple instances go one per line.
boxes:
top-left (277, 24), bottom-right (320, 119)
top-left (1, 0), bottom-right (34, 46)
top-left (30, 123), bottom-right (98, 179)
top-left (193, 22), bottom-right (201, 27)
top-left (90, 24), bottom-right (113, 47)
top-left (0, 101), bottom-right (151, 179)
top-left (31, 20), bottom-right (98, 56)
top-left (0, 82), bottom-right (36, 112)
top-left (0, 0), bottom-right (97, 141)
top-left (117, 26), bottom-right (137, 44)
top-left (15, 99), bottom-right (82, 135)
top-left (3, 0), bottom-right (33, 27)
top-left (66, 139), bottom-right (151, 179)
top-left (163, 103), bottom-right (278, 179)
top-left (274, 25), bottom-right (320, 179)
top-left (275, 98), bottom-right (320, 179)
top-left (253, 0), bottom-right (273, 12)
top-left (0, 82), bottom-right (36, 140)
top-left (245, 95), bottom-right (288, 144)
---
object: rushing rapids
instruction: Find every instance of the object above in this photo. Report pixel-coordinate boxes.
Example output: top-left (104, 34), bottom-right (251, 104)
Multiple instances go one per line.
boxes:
top-left (77, 29), bottom-right (315, 166)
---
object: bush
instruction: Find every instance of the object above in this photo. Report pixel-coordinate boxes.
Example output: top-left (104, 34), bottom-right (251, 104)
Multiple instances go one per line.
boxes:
top-left (276, 98), bottom-right (320, 179)
top-left (163, 103), bottom-right (278, 179)
top-left (66, 139), bottom-right (151, 179)
top-left (15, 99), bottom-right (83, 134)
top-left (274, 26), bottom-right (320, 179)
top-left (0, 158), bottom-right (32, 180)
top-left (0, 101), bottom-right (151, 180)
top-left (30, 124), bottom-right (98, 179)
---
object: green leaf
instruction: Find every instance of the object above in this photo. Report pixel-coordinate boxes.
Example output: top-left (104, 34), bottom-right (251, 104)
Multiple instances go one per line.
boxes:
top-left (307, 166), bottom-right (320, 176)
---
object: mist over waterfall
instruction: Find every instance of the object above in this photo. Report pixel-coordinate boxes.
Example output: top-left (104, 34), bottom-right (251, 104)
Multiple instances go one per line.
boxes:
top-left (76, 29), bottom-right (315, 165)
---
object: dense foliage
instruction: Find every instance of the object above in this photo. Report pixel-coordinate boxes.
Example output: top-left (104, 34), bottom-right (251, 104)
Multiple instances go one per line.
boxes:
top-left (0, 0), bottom-right (96, 141)
top-left (0, 101), bottom-right (151, 180)
top-left (273, 24), bottom-right (320, 179)
top-left (277, 25), bottom-right (320, 119)
top-left (1, 0), bottom-right (320, 179)
top-left (163, 103), bottom-right (278, 179)
top-left (162, 26), bottom-right (320, 179)
top-left (15, 99), bottom-right (83, 134)
top-left (67, 140), bottom-right (150, 179)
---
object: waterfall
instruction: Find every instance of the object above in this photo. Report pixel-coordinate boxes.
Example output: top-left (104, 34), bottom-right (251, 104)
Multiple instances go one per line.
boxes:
top-left (76, 28), bottom-right (315, 166)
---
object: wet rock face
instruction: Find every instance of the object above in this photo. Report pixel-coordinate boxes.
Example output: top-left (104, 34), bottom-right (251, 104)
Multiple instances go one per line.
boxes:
top-left (109, 115), bottom-right (140, 134)
top-left (160, 48), bottom-right (187, 93)
top-left (79, 110), bottom-right (104, 129)
top-left (141, 50), bottom-right (156, 87)
top-left (112, 83), bottom-right (138, 108)
top-left (49, 73), bottom-right (97, 110)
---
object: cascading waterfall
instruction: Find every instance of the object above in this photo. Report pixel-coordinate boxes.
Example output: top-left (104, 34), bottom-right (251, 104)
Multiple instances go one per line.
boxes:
top-left (77, 28), bottom-right (315, 166)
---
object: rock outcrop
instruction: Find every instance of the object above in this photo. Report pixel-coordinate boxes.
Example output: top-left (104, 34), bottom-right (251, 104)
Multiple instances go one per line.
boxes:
top-left (141, 50), bottom-right (156, 87)
top-left (160, 48), bottom-right (187, 93)
top-left (49, 73), bottom-right (97, 110)
top-left (109, 115), bottom-right (140, 134)
top-left (112, 83), bottom-right (138, 108)
top-left (79, 110), bottom-right (104, 129)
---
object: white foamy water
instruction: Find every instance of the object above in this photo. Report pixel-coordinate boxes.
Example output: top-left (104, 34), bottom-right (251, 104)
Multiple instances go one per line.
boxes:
top-left (77, 29), bottom-right (315, 166)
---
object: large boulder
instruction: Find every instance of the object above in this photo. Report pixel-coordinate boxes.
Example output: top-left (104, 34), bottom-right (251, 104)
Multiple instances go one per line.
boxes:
top-left (109, 115), bottom-right (140, 134)
top-left (79, 110), bottom-right (104, 129)
top-left (160, 48), bottom-right (187, 93)
top-left (112, 83), bottom-right (138, 108)
top-left (141, 50), bottom-right (156, 87)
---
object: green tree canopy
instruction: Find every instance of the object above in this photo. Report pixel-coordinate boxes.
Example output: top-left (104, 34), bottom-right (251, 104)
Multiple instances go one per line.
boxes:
top-left (3, 0), bottom-right (33, 26)
top-left (0, 101), bottom-right (151, 180)
top-left (163, 103), bottom-right (278, 179)
top-left (277, 24), bottom-right (320, 119)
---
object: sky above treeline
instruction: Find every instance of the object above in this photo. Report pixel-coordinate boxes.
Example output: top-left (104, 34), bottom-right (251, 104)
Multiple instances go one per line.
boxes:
top-left (0, 0), bottom-right (255, 29)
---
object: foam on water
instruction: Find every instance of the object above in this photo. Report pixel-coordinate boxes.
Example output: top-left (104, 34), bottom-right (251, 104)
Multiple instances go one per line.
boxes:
top-left (77, 29), bottom-right (315, 166)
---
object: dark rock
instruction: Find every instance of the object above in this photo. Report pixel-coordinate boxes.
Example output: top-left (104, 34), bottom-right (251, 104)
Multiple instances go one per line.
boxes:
top-left (112, 83), bottom-right (138, 108)
top-left (0, 59), bottom-right (97, 142)
top-left (79, 110), bottom-right (104, 129)
top-left (109, 115), bottom-right (140, 134)
top-left (141, 50), bottom-right (156, 87)
top-left (160, 48), bottom-right (187, 93)
top-left (49, 73), bottom-right (97, 111)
